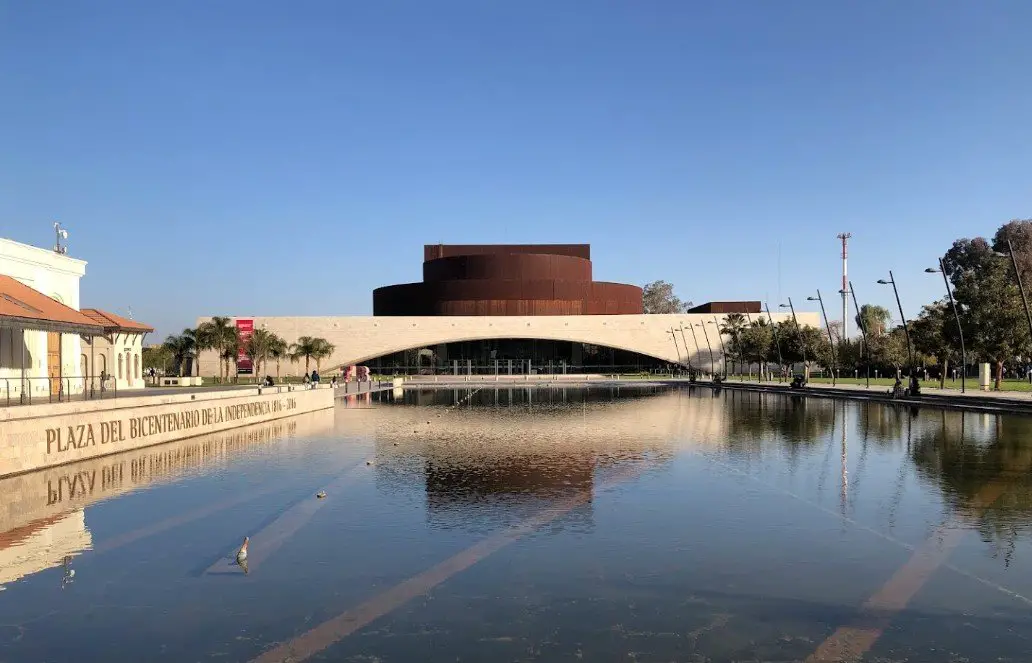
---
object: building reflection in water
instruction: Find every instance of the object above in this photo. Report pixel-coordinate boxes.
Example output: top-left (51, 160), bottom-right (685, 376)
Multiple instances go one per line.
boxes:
top-left (0, 408), bottom-right (335, 588)
top-left (354, 385), bottom-right (1032, 561)
top-left (0, 510), bottom-right (91, 589)
top-left (337, 386), bottom-right (695, 534)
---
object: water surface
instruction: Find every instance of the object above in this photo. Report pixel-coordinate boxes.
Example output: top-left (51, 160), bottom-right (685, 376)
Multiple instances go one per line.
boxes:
top-left (1, 385), bottom-right (1030, 662)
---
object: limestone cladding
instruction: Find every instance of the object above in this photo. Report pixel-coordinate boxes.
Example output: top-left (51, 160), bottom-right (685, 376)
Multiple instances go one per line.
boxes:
top-left (0, 239), bottom-right (88, 396)
top-left (0, 386), bottom-right (333, 478)
top-left (195, 313), bottom-right (821, 376)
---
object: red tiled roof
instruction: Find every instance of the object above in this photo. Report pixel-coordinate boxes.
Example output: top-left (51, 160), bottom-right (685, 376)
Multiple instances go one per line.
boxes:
top-left (0, 275), bottom-right (105, 334)
top-left (80, 308), bottom-right (154, 333)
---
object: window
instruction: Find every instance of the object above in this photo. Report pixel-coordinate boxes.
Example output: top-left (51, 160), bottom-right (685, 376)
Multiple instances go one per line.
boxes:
top-left (134, 354), bottom-right (140, 379)
top-left (118, 353), bottom-right (123, 379)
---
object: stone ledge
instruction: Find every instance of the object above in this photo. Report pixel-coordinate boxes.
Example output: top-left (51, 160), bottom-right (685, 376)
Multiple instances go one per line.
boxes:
top-left (0, 387), bottom-right (334, 478)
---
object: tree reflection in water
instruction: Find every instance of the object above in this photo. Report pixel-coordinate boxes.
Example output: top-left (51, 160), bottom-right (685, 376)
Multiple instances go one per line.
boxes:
top-left (722, 389), bottom-right (837, 452)
top-left (911, 410), bottom-right (1032, 566)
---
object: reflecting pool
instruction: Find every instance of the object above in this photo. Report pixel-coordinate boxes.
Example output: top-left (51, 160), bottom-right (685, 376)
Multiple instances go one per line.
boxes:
top-left (1, 385), bottom-right (1031, 662)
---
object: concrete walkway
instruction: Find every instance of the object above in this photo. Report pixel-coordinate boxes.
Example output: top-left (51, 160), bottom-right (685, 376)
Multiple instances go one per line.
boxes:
top-left (688, 378), bottom-right (1032, 415)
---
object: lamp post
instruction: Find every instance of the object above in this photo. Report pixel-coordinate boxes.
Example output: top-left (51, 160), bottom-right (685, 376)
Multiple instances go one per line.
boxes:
top-left (668, 329), bottom-right (683, 374)
top-left (997, 240), bottom-right (1032, 357)
top-left (877, 271), bottom-right (915, 375)
top-left (687, 321), bottom-right (703, 377)
top-left (779, 297), bottom-right (807, 374)
top-left (843, 281), bottom-right (870, 388)
top-left (709, 318), bottom-right (727, 378)
top-left (696, 323), bottom-right (716, 377)
top-left (765, 302), bottom-right (784, 380)
top-left (925, 258), bottom-right (966, 393)
top-left (678, 324), bottom-right (694, 376)
top-left (807, 290), bottom-right (837, 386)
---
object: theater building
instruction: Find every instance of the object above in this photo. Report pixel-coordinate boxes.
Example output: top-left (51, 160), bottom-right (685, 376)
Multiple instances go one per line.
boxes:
top-left (199, 244), bottom-right (816, 376)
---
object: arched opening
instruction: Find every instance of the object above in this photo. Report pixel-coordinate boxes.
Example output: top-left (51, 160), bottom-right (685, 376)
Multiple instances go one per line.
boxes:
top-left (80, 354), bottom-right (88, 382)
top-left (125, 352), bottom-right (132, 382)
top-left (99, 353), bottom-right (107, 379)
top-left (117, 353), bottom-right (123, 380)
top-left (362, 338), bottom-right (670, 375)
top-left (134, 354), bottom-right (140, 380)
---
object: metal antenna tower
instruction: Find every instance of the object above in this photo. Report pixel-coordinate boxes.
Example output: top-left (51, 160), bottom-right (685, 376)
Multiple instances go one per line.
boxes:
top-left (837, 233), bottom-right (852, 339)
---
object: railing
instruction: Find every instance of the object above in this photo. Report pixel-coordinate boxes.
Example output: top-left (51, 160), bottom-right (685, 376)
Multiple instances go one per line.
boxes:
top-left (362, 363), bottom-right (695, 378)
top-left (1, 375), bottom-right (117, 407)
top-left (332, 380), bottom-right (391, 395)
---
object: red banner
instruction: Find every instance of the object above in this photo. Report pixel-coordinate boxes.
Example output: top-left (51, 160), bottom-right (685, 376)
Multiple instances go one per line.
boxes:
top-left (236, 319), bottom-right (254, 374)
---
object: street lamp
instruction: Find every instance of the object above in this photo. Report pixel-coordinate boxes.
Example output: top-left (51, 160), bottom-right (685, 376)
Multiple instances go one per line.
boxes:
top-left (667, 328), bottom-right (683, 373)
top-left (779, 297), bottom-right (807, 373)
top-left (678, 324), bottom-right (694, 376)
top-left (877, 271), bottom-right (915, 375)
top-left (708, 318), bottom-right (727, 378)
top-left (687, 322), bottom-right (703, 378)
top-left (925, 258), bottom-right (966, 393)
top-left (806, 290), bottom-right (837, 386)
top-left (995, 240), bottom-right (1032, 356)
top-left (696, 323), bottom-right (716, 377)
top-left (842, 281), bottom-right (870, 388)
top-left (765, 302), bottom-right (784, 380)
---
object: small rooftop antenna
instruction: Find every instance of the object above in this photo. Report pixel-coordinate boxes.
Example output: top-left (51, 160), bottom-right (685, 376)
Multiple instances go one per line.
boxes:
top-left (53, 222), bottom-right (69, 255)
top-left (127, 305), bottom-right (134, 320)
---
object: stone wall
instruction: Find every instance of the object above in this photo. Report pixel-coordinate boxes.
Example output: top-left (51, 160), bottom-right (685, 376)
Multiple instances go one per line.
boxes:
top-left (0, 408), bottom-right (335, 535)
top-left (0, 386), bottom-right (334, 478)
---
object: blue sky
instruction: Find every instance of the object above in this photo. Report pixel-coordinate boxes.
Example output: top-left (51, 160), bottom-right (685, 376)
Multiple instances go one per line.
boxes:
top-left (1, 1), bottom-right (1029, 339)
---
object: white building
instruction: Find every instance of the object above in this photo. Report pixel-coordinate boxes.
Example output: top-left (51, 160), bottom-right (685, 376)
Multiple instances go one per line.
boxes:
top-left (80, 309), bottom-right (152, 390)
top-left (0, 237), bottom-right (152, 403)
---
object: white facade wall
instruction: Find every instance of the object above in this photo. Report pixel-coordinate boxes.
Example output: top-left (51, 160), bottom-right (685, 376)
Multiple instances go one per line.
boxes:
top-left (0, 239), bottom-right (88, 399)
top-left (89, 332), bottom-right (147, 391)
top-left (196, 312), bottom-right (822, 377)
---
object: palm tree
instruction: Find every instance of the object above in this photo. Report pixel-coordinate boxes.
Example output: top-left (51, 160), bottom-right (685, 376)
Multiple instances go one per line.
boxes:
top-left (190, 322), bottom-right (217, 378)
top-left (221, 328), bottom-right (241, 380)
top-left (268, 334), bottom-right (288, 380)
top-left (720, 312), bottom-right (749, 376)
top-left (244, 329), bottom-right (281, 380)
top-left (162, 331), bottom-right (196, 377)
top-left (290, 336), bottom-right (337, 375)
top-left (205, 317), bottom-right (237, 382)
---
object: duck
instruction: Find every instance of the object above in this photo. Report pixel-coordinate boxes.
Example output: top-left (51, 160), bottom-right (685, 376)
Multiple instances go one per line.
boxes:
top-left (236, 537), bottom-right (249, 564)
top-left (316, 491), bottom-right (327, 499)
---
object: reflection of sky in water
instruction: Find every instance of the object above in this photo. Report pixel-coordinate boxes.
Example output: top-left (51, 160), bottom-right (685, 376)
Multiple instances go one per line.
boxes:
top-left (0, 387), bottom-right (1030, 662)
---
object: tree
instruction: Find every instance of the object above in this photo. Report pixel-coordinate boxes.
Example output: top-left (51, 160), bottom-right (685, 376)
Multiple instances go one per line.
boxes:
top-left (190, 323), bottom-right (217, 377)
top-left (993, 218), bottom-right (1032, 287)
top-left (268, 334), bottom-right (289, 379)
top-left (244, 329), bottom-right (283, 380)
top-left (944, 236), bottom-right (1030, 389)
top-left (911, 300), bottom-right (960, 388)
top-left (142, 345), bottom-right (172, 374)
top-left (642, 280), bottom-right (690, 314)
top-left (206, 317), bottom-right (239, 382)
top-left (719, 313), bottom-right (749, 374)
top-left (738, 319), bottom-right (776, 374)
top-left (856, 304), bottom-right (892, 337)
top-left (162, 331), bottom-right (195, 377)
top-left (290, 336), bottom-right (337, 375)
top-left (870, 326), bottom-right (910, 376)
